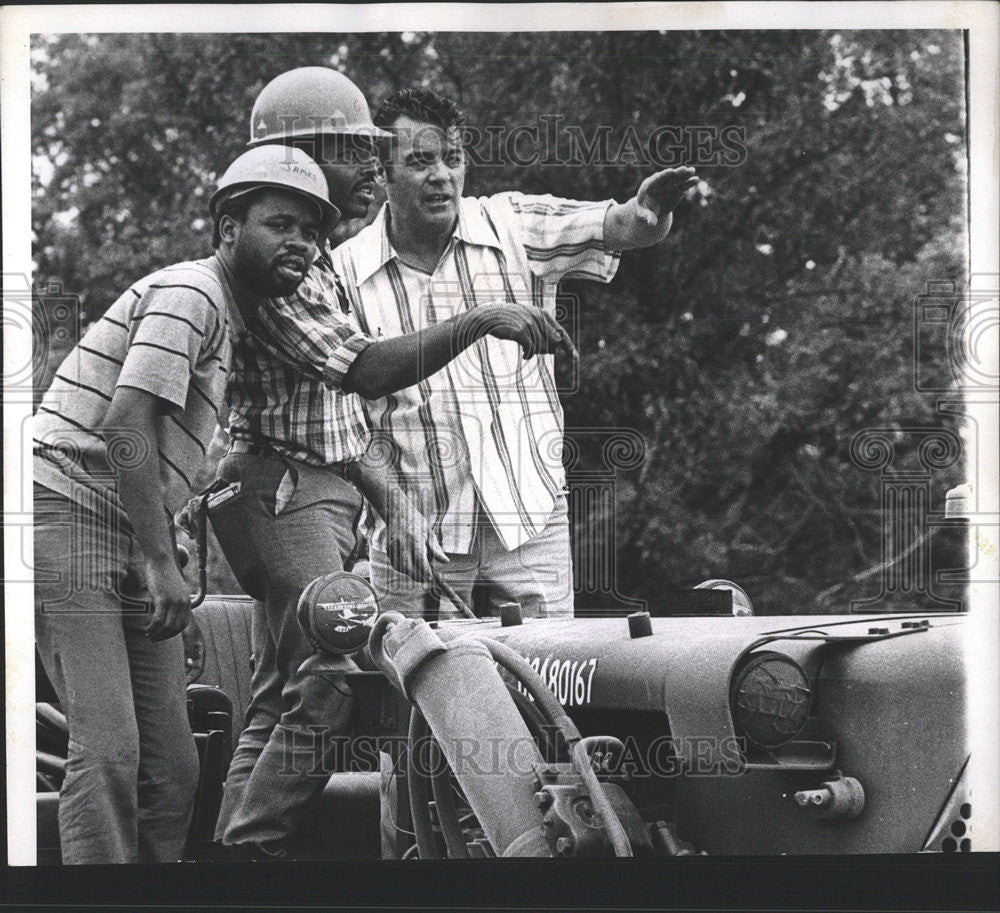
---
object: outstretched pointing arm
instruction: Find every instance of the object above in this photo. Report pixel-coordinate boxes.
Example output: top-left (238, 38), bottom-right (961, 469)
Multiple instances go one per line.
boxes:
top-left (342, 303), bottom-right (577, 400)
top-left (603, 166), bottom-right (699, 250)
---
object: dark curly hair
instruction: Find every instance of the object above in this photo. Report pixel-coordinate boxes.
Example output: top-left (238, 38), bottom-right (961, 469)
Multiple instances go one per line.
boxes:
top-left (373, 87), bottom-right (466, 134)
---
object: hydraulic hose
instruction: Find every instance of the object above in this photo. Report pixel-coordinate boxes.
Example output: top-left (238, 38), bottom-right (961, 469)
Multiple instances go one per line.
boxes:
top-left (372, 613), bottom-right (634, 857)
top-left (370, 613), bottom-right (549, 855)
top-left (477, 636), bottom-right (633, 857)
top-left (474, 637), bottom-right (582, 747)
top-left (429, 739), bottom-right (471, 858)
top-left (372, 611), bottom-right (439, 860)
top-left (406, 708), bottom-right (439, 859)
top-left (407, 685), bottom-right (563, 858)
top-left (507, 685), bottom-right (564, 762)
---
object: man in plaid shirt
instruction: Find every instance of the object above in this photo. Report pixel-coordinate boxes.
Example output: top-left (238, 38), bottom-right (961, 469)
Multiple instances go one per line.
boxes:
top-left (213, 69), bottom-right (574, 859)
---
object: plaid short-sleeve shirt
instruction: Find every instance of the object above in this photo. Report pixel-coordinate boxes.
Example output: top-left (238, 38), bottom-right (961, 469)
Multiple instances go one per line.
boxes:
top-left (332, 192), bottom-right (621, 553)
top-left (224, 250), bottom-right (375, 465)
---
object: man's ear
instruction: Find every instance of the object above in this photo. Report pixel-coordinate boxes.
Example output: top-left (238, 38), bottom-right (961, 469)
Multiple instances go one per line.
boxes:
top-left (218, 213), bottom-right (240, 245)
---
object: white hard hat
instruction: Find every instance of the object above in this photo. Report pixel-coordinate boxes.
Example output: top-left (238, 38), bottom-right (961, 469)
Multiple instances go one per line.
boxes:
top-left (249, 67), bottom-right (391, 147)
top-left (210, 145), bottom-right (340, 234)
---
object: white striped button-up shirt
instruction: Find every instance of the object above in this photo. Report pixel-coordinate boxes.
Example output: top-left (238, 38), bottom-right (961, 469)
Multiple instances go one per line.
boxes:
top-left (332, 192), bottom-right (620, 553)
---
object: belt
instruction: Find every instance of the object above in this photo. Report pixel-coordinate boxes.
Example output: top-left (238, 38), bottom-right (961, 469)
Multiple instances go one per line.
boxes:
top-left (227, 440), bottom-right (351, 479)
top-left (228, 440), bottom-right (276, 457)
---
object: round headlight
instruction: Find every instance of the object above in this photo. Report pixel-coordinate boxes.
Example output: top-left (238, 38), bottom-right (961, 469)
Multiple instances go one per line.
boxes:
top-left (730, 651), bottom-right (811, 748)
top-left (297, 572), bottom-right (380, 655)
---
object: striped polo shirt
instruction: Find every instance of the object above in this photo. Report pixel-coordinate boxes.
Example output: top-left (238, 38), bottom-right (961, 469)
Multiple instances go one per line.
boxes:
top-left (332, 192), bottom-right (621, 553)
top-left (34, 257), bottom-right (238, 526)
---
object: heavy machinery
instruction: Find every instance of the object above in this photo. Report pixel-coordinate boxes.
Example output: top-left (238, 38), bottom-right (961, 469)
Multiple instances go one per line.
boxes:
top-left (35, 547), bottom-right (972, 861)
top-left (175, 573), bottom-right (969, 859)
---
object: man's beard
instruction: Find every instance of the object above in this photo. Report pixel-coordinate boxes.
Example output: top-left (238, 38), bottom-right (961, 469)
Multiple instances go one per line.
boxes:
top-left (240, 250), bottom-right (307, 298)
top-left (259, 266), bottom-right (301, 298)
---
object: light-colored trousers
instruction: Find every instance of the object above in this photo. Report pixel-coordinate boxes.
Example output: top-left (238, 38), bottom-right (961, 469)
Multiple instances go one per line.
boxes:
top-left (34, 484), bottom-right (199, 864)
top-left (371, 491), bottom-right (574, 620)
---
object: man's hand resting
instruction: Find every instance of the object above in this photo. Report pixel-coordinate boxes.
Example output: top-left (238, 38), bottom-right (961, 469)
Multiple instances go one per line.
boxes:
top-left (385, 507), bottom-right (449, 584)
top-left (144, 555), bottom-right (192, 641)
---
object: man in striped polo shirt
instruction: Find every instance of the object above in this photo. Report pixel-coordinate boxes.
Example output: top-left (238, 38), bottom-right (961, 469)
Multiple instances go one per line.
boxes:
top-left (332, 88), bottom-right (699, 620)
top-left (32, 145), bottom-right (337, 864)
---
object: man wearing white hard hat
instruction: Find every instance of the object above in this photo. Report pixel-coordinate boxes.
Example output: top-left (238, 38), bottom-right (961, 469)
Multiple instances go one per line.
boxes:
top-left (211, 67), bottom-right (575, 860)
top-left (32, 144), bottom-right (334, 863)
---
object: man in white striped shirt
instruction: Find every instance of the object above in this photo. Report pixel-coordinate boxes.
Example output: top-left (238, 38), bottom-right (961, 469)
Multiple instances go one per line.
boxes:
top-left (333, 88), bottom-right (698, 619)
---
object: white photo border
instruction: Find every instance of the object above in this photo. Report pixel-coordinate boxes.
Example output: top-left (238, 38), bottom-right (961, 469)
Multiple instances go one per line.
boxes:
top-left (3, 1), bottom-right (998, 869)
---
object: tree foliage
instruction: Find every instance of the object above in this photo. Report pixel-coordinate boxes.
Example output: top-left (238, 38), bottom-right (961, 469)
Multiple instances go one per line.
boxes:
top-left (31, 31), bottom-right (967, 612)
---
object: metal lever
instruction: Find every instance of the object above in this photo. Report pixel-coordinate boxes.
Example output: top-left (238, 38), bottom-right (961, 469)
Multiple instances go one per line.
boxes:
top-left (430, 568), bottom-right (477, 619)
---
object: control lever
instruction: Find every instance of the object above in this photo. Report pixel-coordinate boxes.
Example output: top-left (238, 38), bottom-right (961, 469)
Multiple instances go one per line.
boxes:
top-left (430, 568), bottom-right (477, 619)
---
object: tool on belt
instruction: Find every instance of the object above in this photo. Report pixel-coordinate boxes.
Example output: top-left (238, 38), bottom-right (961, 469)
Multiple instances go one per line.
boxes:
top-left (178, 478), bottom-right (477, 618)
top-left (176, 480), bottom-right (260, 601)
top-left (173, 490), bottom-right (213, 609)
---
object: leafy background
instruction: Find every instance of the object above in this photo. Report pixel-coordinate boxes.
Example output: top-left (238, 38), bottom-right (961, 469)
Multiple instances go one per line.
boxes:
top-left (30, 31), bottom-right (968, 613)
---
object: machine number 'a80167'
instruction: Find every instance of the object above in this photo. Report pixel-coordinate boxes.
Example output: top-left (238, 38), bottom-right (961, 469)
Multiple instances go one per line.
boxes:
top-left (504, 655), bottom-right (599, 708)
